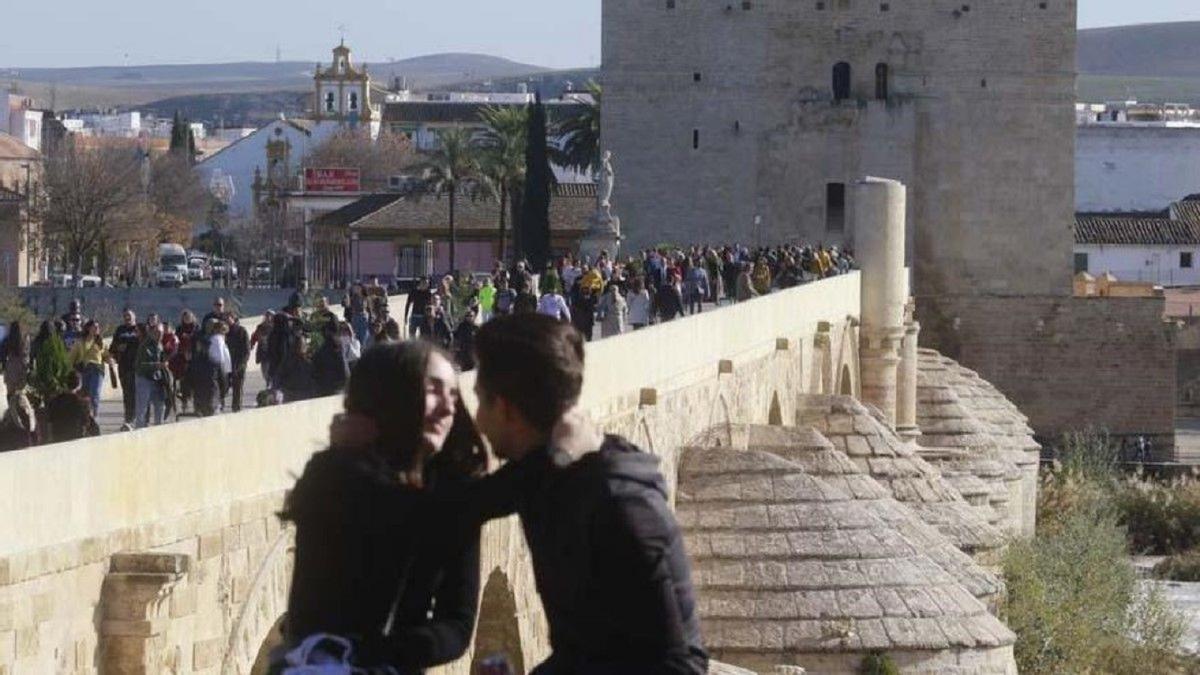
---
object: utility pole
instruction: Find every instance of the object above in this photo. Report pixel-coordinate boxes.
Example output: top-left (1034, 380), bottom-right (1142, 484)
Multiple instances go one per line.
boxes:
top-left (20, 162), bottom-right (31, 286)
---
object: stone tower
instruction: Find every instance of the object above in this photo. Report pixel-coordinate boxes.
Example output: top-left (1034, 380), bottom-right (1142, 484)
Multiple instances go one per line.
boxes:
top-left (313, 41), bottom-right (376, 125)
top-left (602, 0), bottom-right (1078, 335)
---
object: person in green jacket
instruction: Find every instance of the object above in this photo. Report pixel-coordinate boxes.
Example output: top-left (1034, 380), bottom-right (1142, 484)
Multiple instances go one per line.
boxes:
top-left (134, 323), bottom-right (168, 428)
top-left (477, 277), bottom-right (496, 322)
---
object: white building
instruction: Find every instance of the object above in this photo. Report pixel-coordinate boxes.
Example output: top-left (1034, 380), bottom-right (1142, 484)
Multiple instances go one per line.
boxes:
top-left (195, 117), bottom-right (344, 218)
top-left (1075, 101), bottom-right (1200, 213)
top-left (0, 95), bottom-right (43, 152)
top-left (68, 111), bottom-right (142, 138)
top-left (1075, 199), bottom-right (1200, 287)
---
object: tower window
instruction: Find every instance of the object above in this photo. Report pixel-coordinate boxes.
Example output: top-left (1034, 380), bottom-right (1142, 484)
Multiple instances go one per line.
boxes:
top-left (693, 129), bottom-right (700, 150)
top-left (1183, 252), bottom-right (1194, 269)
top-left (349, 91), bottom-right (359, 111)
top-left (1074, 253), bottom-right (1089, 274)
top-left (826, 183), bottom-right (846, 232)
top-left (693, 72), bottom-right (702, 82)
top-left (667, 0), bottom-right (675, 7)
top-left (832, 62), bottom-right (852, 101)
top-left (325, 91), bottom-right (336, 112)
top-left (875, 63), bottom-right (889, 100)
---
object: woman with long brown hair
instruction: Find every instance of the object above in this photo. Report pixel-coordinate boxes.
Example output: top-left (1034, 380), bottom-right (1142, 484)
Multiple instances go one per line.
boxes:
top-left (273, 341), bottom-right (487, 674)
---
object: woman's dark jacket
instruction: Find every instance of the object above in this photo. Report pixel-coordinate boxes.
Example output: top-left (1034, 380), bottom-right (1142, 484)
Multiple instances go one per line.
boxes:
top-left (281, 447), bottom-right (481, 673)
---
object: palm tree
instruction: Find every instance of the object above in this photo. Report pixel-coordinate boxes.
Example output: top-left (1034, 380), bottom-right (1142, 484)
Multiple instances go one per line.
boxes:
top-left (554, 81), bottom-right (601, 175)
top-left (478, 106), bottom-right (529, 264)
top-left (420, 128), bottom-right (480, 272)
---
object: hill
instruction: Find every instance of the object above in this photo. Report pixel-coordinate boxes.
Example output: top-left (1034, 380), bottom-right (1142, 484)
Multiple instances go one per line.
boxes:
top-left (1078, 22), bottom-right (1200, 79)
top-left (0, 53), bottom-right (549, 111)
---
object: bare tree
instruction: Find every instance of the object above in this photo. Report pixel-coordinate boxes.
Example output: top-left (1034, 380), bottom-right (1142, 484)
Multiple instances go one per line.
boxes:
top-left (302, 128), bottom-right (416, 190)
top-left (38, 140), bottom-right (143, 284)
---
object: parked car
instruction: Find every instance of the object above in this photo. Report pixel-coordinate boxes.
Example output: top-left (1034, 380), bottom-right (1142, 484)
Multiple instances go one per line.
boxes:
top-left (188, 257), bottom-right (210, 281)
top-left (211, 259), bottom-right (238, 281)
top-left (251, 260), bottom-right (272, 281)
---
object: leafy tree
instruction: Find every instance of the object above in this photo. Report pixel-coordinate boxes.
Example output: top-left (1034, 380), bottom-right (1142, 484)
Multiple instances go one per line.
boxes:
top-left (420, 128), bottom-right (481, 272)
top-left (553, 81), bottom-right (601, 175)
top-left (520, 94), bottom-right (554, 270)
top-left (478, 105), bottom-right (529, 264)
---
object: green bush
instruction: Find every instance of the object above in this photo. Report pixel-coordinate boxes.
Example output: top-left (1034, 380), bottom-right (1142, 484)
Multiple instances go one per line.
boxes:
top-left (1116, 477), bottom-right (1200, 556)
top-left (1154, 549), bottom-right (1200, 582)
top-left (858, 652), bottom-right (900, 675)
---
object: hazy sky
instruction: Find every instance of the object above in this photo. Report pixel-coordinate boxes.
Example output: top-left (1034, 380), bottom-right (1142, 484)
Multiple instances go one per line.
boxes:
top-left (2, 0), bottom-right (1199, 69)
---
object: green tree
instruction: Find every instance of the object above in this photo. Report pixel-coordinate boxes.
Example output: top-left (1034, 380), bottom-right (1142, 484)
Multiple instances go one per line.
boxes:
top-left (168, 111), bottom-right (198, 165)
top-left (478, 105), bottom-right (529, 264)
top-left (520, 94), bottom-right (553, 269)
top-left (553, 81), bottom-right (601, 175)
top-left (420, 128), bottom-right (481, 272)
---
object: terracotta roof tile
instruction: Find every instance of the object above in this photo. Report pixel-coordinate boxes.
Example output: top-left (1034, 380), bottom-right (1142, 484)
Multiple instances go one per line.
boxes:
top-left (1074, 215), bottom-right (1200, 245)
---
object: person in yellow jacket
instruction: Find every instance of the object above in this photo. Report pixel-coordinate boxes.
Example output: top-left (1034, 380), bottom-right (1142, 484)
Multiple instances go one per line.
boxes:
top-left (579, 265), bottom-right (605, 295)
top-left (68, 320), bottom-right (114, 418)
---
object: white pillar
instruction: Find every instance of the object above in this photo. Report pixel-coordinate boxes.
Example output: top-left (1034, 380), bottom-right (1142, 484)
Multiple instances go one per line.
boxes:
top-left (854, 177), bottom-right (907, 426)
top-left (897, 319), bottom-right (921, 439)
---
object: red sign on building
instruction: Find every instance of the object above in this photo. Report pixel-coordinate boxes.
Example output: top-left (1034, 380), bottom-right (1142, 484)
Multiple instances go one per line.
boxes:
top-left (304, 167), bottom-right (362, 192)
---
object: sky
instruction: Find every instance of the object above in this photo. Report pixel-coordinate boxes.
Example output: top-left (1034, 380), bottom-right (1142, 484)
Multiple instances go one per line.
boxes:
top-left (1, 0), bottom-right (1199, 70)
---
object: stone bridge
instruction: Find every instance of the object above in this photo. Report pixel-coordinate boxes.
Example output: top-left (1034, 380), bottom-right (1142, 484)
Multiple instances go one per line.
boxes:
top-left (0, 179), bottom-right (1036, 674)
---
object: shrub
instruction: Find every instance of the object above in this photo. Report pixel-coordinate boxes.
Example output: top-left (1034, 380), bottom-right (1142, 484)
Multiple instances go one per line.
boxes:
top-left (1116, 476), bottom-right (1200, 555)
top-left (858, 652), bottom-right (900, 675)
top-left (1153, 549), bottom-right (1200, 582)
top-left (1002, 497), bottom-right (1186, 674)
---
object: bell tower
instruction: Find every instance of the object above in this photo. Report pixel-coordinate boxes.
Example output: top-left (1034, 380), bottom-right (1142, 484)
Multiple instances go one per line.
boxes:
top-left (313, 40), bottom-right (374, 125)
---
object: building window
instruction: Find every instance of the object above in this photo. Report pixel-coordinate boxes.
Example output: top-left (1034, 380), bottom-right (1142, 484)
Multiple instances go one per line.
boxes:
top-left (349, 91), bottom-right (359, 111)
top-left (875, 63), bottom-right (889, 100)
top-left (1183, 252), bottom-right (1194, 269)
top-left (325, 91), bottom-right (336, 112)
top-left (693, 72), bottom-right (702, 82)
top-left (667, 0), bottom-right (675, 7)
top-left (826, 183), bottom-right (846, 232)
top-left (832, 62), bottom-right (852, 101)
top-left (1074, 252), bottom-right (1089, 274)
top-left (693, 129), bottom-right (700, 150)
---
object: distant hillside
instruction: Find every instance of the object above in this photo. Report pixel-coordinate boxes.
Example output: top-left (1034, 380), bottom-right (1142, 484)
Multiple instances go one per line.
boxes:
top-left (0, 53), bottom-right (550, 111)
top-left (138, 91), bottom-right (310, 128)
top-left (446, 67), bottom-right (601, 99)
top-left (1078, 22), bottom-right (1200, 79)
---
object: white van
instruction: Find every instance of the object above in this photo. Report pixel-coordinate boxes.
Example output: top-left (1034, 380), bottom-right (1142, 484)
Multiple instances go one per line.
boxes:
top-left (157, 243), bottom-right (189, 288)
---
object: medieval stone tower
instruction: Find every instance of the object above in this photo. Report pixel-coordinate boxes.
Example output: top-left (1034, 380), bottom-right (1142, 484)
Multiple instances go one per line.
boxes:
top-left (602, 0), bottom-right (1077, 314)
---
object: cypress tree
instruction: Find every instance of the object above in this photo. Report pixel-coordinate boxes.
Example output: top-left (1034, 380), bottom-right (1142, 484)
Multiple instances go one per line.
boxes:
top-left (520, 92), bottom-right (552, 270)
top-left (169, 111), bottom-right (185, 154)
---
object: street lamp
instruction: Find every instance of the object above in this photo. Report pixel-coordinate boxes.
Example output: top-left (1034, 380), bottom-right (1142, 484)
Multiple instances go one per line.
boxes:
top-left (19, 163), bottom-right (31, 287)
top-left (350, 231), bottom-right (360, 283)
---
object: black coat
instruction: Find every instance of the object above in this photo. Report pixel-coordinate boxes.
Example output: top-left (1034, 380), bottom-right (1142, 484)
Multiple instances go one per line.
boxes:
top-left (457, 436), bottom-right (708, 674)
top-left (227, 324), bottom-right (251, 372)
top-left (311, 341), bottom-right (348, 397)
top-left (282, 448), bottom-right (481, 674)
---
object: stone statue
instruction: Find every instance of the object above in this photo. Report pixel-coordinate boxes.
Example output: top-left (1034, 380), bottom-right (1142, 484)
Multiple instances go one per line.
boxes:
top-left (598, 150), bottom-right (615, 216)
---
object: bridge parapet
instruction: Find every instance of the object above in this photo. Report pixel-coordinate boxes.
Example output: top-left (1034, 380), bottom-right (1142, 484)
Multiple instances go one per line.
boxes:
top-left (0, 273), bottom-right (864, 674)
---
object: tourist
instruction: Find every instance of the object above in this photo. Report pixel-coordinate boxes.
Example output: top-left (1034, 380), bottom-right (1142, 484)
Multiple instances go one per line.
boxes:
top-left (627, 277), bottom-right (652, 330)
top-left (458, 314), bottom-right (708, 673)
top-left (451, 308), bottom-right (478, 371)
top-left (346, 284), bottom-right (369, 344)
top-left (110, 310), bottom-right (141, 427)
top-left (572, 286), bottom-right (597, 341)
top-left (337, 321), bottom-right (362, 371)
top-left (134, 323), bottom-right (168, 429)
top-left (656, 273), bottom-right (685, 323)
top-left (405, 278), bottom-right (433, 339)
top-left (0, 393), bottom-right (35, 451)
top-left (311, 322), bottom-right (349, 398)
top-left (172, 311), bottom-right (199, 413)
top-left (62, 313), bottom-right (83, 350)
top-left (597, 282), bottom-right (628, 338)
top-left (45, 370), bottom-right (99, 443)
top-left (685, 259), bottom-right (710, 315)
top-left (477, 277), bottom-right (496, 323)
top-left (226, 315), bottom-right (251, 413)
top-left (201, 297), bottom-right (227, 328)
top-left (68, 320), bottom-right (112, 418)
top-left (275, 342), bottom-right (487, 673)
top-left (536, 276), bottom-right (571, 323)
top-left (735, 262), bottom-right (758, 302)
top-left (0, 320), bottom-right (29, 396)
top-left (492, 277), bottom-right (517, 317)
top-left (251, 311), bottom-right (275, 385)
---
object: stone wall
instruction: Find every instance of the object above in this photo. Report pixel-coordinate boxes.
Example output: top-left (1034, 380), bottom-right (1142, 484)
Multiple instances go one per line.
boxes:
top-left (0, 274), bottom-right (864, 674)
top-left (918, 294), bottom-right (1178, 457)
top-left (18, 288), bottom-right (348, 328)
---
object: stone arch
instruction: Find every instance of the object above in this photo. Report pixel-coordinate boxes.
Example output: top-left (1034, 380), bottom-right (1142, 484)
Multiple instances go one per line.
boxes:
top-left (221, 527), bottom-right (294, 675)
top-left (708, 392), bottom-right (734, 444)
top-left (832, 61), bottom-right (852, 100)
top-left (249, 617), bottom-right (284, 675)
top-left (839, 364), bottom-right (854, 396)
top-left (768, 392), bottom-right (784, 426)
top-left (470, 568), bottom-right (526, 674)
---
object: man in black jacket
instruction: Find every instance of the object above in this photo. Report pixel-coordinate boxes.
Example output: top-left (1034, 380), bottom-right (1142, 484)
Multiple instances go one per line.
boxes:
top-left (467, 314), bottom-right (708, 675)
top-left (226, 315), bottom-right (251, 412)
top-left (110, 308), bottom-right (142, 427)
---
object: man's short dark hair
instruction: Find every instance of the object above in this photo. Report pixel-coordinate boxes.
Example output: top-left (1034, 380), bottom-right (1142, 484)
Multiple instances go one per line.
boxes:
top-left (475, 314), bottom-right (585, 433)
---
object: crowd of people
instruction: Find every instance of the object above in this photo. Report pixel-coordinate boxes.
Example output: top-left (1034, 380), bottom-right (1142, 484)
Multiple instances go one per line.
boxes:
top-left (0, 243), bottom-right (853, 451)
top-left (400, 243), bottom-right (856, 369)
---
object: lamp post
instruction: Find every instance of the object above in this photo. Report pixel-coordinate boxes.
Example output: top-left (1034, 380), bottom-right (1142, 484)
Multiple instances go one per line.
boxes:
top-left (19, 163), bottom-right (31, 286)
top-left (350, 231), bottom-right (360, 283)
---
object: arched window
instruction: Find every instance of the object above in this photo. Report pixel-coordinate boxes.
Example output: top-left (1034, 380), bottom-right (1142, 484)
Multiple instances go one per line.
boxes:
top-left (324, 91), bottom-right (336, 112)
top-left (832, 62), bottom-right (852, 101)
top-left (875, 63), bottom-right (889, 100)
top-left (349, 91), bottom-right (359, 111)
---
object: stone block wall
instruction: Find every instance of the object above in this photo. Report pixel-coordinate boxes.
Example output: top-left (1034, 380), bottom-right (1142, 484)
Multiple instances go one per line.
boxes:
top-left (918, 294), bottom-right (1177, 457)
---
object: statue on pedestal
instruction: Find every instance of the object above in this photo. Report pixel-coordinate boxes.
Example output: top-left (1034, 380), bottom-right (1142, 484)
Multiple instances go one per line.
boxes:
top-left (579, 151), bottom-right (623, 263)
